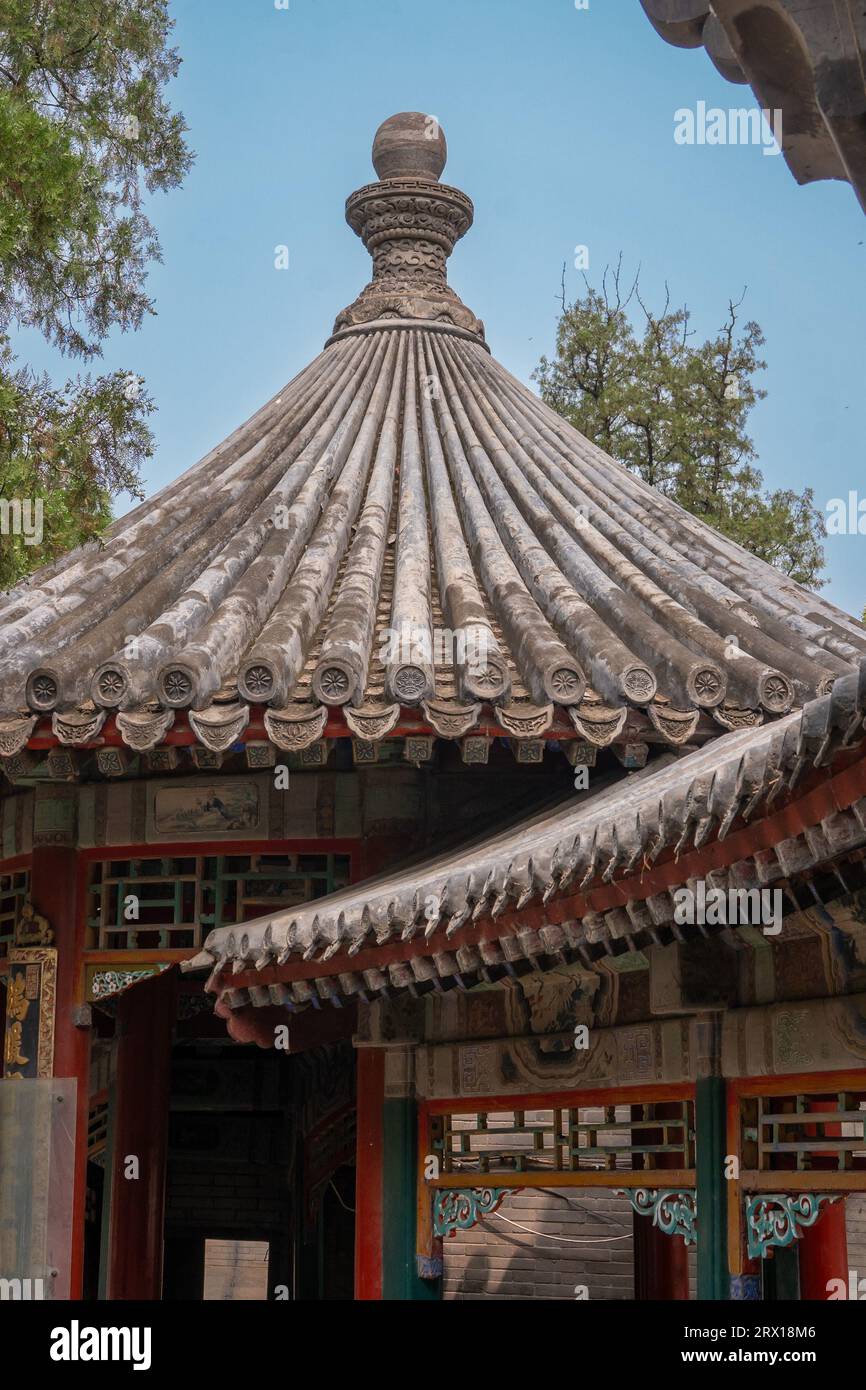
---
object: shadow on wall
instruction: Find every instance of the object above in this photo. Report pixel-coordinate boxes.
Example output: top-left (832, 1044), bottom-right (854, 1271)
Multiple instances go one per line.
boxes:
top-left (444, 1189), bottom-right (640, 1302)
top-left (454, 1251), bottom-right (497, 1301)
top-left (448, 1193), bottom-right (866, 1301)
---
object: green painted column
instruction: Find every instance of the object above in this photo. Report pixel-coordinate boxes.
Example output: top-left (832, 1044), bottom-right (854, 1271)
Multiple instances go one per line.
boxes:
top-left (379, 1041), bottom-right (440, 1301)
top-left (382, 1095), bottom-right (440, 1301)
top-left (696, 1075), bottom-right (729, 1301)
top-left (763, 1245), bottom-right (800, 1301)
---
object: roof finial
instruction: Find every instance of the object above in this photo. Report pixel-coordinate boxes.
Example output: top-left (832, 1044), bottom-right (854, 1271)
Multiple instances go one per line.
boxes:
top-left (331, 112), bottom-right (485, 342)
top-left (372, 111), bottom-right (447, 182)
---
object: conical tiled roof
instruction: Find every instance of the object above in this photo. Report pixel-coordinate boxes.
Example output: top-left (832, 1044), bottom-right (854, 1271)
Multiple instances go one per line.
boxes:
top-left (2, 113), bottom-right (865, 755)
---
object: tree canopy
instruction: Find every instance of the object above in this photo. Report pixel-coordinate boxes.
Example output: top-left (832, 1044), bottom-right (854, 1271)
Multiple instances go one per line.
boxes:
top-left (0, 0), bottom-right (192, 589)
top-left (534, 262), bottom-right (826, 589)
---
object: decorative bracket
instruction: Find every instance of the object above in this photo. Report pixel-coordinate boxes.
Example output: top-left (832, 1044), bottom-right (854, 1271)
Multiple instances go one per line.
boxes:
top-left (433, 1188), bottom-right (508, 1238)
top-left (87, 964), bottom-right (172, 1005)
top-left (616, 1188), bottom-right (698, 1246)
top-left (745, 1193), bottom-right (840, 1260)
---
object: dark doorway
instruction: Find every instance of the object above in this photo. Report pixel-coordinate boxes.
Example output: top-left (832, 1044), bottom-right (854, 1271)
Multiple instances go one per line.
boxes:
top-left (162, 1038), bottom-right (355, 1300)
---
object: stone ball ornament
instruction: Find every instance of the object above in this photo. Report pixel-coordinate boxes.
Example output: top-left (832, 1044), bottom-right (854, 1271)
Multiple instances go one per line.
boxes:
top-left (372, 111), bottom-right (447, 182)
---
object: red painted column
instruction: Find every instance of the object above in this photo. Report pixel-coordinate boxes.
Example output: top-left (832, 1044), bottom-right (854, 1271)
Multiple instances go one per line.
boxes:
top-left (799, 1100), bottom-right (848, 1301)
top-left (632, 1103), bottom-right (690, 1301)
top-left (799, 1203), bottom-right (848, 1300)
top-left (634, 1213), bottom-right (691, 1300)
top-left (31, 844), bottom-right (89, 1300)
top-left (354, 1048), bottom-right (384, 1300)
top-left (106, 969), bottom-right (175, 1300)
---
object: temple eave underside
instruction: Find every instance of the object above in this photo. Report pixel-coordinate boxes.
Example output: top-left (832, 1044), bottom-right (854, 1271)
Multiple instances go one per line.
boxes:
top-left (640, 0), bottom-right (866, 214)
top-left (184, 660), bottom-right (866, 1014)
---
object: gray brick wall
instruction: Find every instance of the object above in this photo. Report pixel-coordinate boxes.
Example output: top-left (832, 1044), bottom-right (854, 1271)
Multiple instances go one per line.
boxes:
top-left (443, 1189), bottom-right (640, 1301)
top-left (445, 1190), bottom-right (866, 1301)
top-left (166, 1164), bottom-right (288, 1233)
top-left (846, 1195), bottom-right (866, 1293)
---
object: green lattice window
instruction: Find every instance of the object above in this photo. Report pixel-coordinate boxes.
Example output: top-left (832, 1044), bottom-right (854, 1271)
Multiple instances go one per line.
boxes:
top-left (741, 1091), bottom-right (866, 1173)
top-left (0, 868), bottom-right (30, 961)
top-left (85, 852), bottom-right (351, 951)
top-left (431, 1102), bottom-right (696, 1176)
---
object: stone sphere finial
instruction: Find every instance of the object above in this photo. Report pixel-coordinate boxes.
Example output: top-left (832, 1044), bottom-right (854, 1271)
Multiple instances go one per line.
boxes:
top-left (332, 111), bottom-right (484, 342)
top-left (372, 112), bottom-right (447, 182)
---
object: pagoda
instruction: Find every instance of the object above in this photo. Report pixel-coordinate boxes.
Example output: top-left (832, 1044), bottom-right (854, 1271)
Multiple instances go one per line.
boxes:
top-left (2, 113), bottom-right (866, 1304)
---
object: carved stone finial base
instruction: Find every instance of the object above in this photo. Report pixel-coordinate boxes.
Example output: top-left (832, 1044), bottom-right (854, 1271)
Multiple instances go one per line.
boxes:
top-left (333, 114), bottom-right (485, 341)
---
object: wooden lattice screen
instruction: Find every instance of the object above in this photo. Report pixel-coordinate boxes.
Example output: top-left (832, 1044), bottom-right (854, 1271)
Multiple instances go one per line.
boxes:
top-left (740, 1090), bottom-right (866, 1173)
top-left (431, 1102), bottom-right (695, 1177)
top-left (85, 852), bottom-right (351, 951)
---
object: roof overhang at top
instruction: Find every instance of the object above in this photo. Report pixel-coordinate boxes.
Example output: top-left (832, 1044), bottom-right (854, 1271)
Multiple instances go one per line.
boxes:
top-left (184, 660), bottom-right (866, 1013)
top-left (1, 111), bottom-right (865, 770)
top-left (640, 0), bottom-right (866, 215)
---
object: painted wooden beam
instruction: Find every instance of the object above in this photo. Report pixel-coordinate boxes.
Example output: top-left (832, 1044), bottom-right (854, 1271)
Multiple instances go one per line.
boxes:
top-left (425, 1170), bottom-right (696, 1190)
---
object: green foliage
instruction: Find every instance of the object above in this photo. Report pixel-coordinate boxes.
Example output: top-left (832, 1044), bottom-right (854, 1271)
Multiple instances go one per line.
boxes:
top-left (534, 261), bottom-right (826, 589)
top-left (0, 336), bottom-right (155, 588)
top-left (0, 0), bottom-right (192, 588)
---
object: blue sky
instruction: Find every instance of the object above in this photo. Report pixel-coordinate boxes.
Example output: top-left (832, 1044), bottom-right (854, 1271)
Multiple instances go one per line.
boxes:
top-left (23, 0), bottom-right (866, 615)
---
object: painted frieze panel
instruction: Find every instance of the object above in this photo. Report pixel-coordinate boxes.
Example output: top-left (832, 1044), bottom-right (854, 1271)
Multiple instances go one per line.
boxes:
top-left (722, 991), bottom-right (866, 1077)
top-left (32, 785), bottom-right (76, 849)
top-left (147, 779), bottom-right (266, 841)
top-left (417, 1017), bottom-right (696, 1098)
